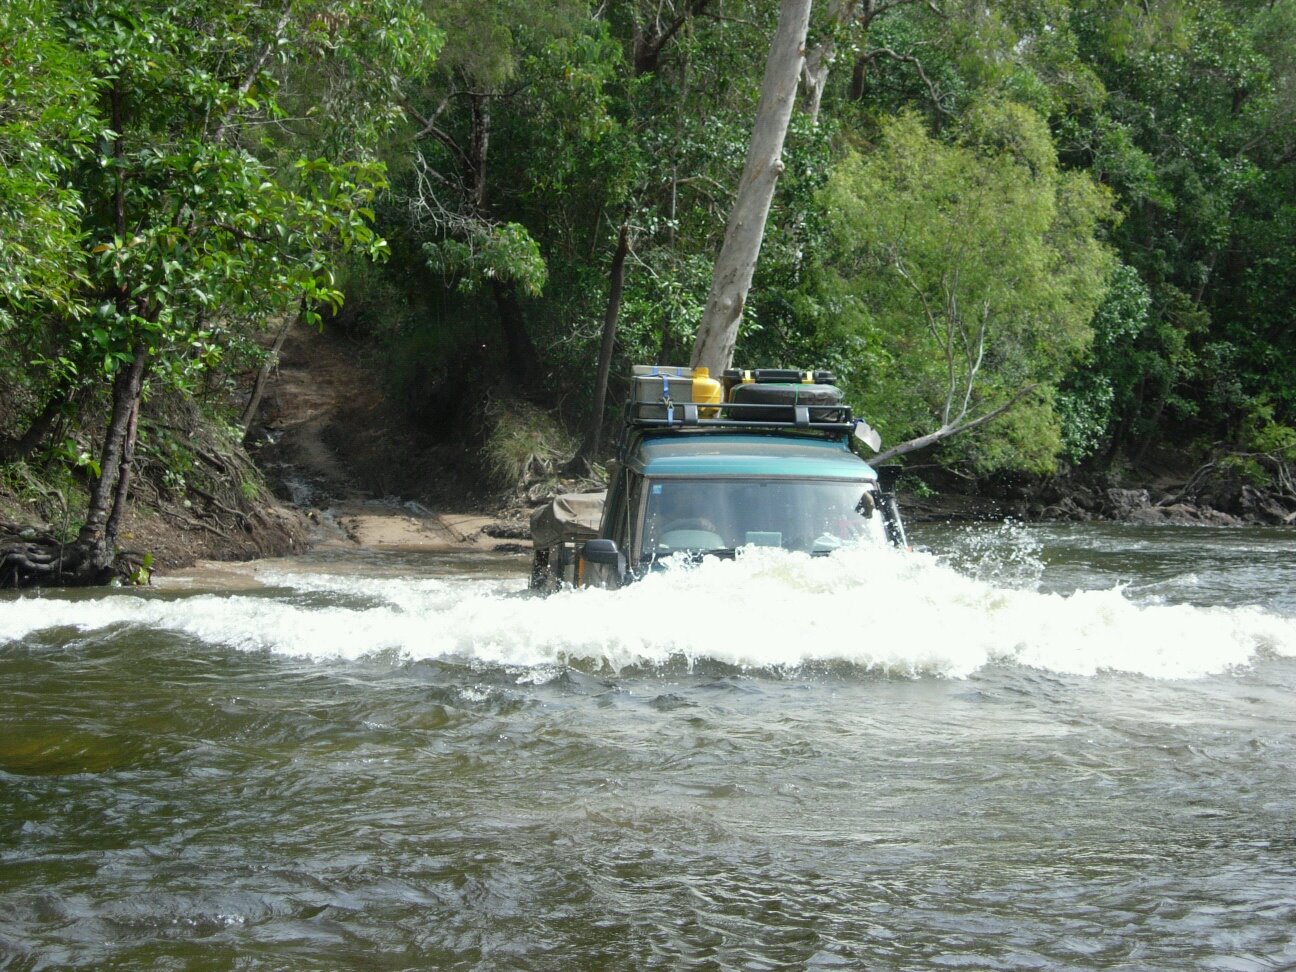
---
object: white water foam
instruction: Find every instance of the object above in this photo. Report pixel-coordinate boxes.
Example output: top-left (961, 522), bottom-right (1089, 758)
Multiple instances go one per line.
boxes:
top-left (1, 546), bottom-right (1294, 678)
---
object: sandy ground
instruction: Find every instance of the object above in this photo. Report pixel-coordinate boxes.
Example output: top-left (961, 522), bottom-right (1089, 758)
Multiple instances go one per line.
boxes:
top-left (319, 504), bottom-right (519, 551)
top-left (148, 324), bottom-right (536, 591)
top-left (155, 505), bottom-right (529, 590)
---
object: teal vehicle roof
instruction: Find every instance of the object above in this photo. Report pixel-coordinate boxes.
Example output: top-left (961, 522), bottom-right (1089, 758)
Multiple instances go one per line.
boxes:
top-left (634, 433), bottom-right (878, 480)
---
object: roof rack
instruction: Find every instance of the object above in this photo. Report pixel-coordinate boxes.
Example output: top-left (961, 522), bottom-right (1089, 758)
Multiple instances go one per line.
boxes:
top-left (624, 398), bottom-right (855, 432)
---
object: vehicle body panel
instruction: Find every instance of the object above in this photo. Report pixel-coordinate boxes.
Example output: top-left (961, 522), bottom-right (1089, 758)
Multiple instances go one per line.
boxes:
top-left (632, 433), bottom-right (879, 480)
top-left (529, 368), bottom-right (904, 591)
top-left (580, 432), bottom-right (891, 589)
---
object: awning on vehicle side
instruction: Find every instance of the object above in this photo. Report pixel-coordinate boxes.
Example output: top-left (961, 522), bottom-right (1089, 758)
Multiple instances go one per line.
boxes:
top-left (529, 491), bottom-right (607, 548)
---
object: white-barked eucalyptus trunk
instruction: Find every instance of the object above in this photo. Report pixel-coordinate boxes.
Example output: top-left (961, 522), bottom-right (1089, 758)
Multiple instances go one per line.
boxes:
top-left (690, 0), bottom-right (813, 375)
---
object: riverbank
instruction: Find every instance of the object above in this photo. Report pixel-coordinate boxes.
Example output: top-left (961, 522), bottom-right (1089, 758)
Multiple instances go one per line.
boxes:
top-left (239, 323), bottom-right (533, 559)
top-left (898, 458), bottom-right (1296, 527)
top-left (4, 318), bottom-right (1291, 588)
top-left (6, 428), bottom-right (1292, 588)
top-left (0, 324), bottom-right (526, 584)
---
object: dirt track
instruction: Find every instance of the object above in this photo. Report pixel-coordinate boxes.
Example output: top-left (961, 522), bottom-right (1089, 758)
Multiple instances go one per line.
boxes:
top-left (250, 324), bottom-right (524, 553)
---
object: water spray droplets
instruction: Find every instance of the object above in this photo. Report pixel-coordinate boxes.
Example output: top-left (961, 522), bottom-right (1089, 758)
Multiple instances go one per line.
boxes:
top-left (2, 544), bottom-right (1295, 679)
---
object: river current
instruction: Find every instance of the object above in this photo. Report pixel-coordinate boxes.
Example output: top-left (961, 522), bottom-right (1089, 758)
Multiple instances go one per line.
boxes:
top-left (3, 523), bottom-right (1296, 970)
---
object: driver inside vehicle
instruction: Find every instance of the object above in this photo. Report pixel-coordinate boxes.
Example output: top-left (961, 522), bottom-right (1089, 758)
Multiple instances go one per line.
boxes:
top-left (649, 487), bottom-right (727, 552)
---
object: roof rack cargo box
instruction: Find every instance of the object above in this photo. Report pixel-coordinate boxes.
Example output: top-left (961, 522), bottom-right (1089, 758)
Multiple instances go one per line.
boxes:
top-left (728, 382), bottom-right (847, 422)
top-left (723, 368), bottom-right (837, 385)
top-left (629, 372), bottom-right (696, 420)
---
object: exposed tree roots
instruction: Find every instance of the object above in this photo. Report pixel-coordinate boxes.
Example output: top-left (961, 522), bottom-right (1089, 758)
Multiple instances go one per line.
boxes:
top-left (0, 523), bottom-right (111, 588)
top-left (1, 391), bottom-right (307, 589)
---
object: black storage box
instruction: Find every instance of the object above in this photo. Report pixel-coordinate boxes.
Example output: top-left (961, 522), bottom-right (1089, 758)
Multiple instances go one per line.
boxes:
top-left (723, 368), bottom-right (837, 385)
top-left (728, 382), bottom-right (847, 422)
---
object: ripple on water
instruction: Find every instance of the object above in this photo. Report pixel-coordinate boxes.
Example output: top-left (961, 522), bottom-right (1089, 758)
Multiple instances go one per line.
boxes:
top-left (4, 534), bottom-right (1296, 968)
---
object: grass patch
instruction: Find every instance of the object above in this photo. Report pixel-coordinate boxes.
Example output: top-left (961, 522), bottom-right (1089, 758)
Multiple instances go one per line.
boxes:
top-left (481, 397), bottom-right (575, 495)
top-left (0, 459), bottom-right (88, 542)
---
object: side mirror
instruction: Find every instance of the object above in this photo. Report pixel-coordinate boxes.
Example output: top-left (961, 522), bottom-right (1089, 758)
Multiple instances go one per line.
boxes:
top-left (582, 538), bottom-right (621, 565)
top-left (853, 419), bottom-right (882, 453)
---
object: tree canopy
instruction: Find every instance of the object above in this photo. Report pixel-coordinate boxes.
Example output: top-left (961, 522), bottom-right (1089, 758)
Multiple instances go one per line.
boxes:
top-left (814, 103), bottom-right (1116, 471)
top-left (0, 0), bottom-right (441, 581)
top-left (2, 0), bottom-right (1296, 578)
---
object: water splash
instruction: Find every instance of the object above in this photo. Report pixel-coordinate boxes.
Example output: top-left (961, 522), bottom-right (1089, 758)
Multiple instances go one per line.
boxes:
top-left (1, 545), bottom-right (1293, 679)
top-left (925, 519), bottom-right (1045, 590)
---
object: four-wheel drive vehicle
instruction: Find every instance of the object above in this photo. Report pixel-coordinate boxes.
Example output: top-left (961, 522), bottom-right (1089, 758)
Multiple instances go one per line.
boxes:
top-left (529, 366), bottom-right (904, 591)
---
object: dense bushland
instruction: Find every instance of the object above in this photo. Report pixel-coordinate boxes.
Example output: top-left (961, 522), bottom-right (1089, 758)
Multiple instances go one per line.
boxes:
top-left (3, 0), bottom-right (1295, 581)
top-left (356, 0), bottom-right (1296, 476)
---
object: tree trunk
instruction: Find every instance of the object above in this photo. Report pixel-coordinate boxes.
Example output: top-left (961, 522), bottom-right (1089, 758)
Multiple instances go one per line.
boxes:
top-left (0, 393), bottom-right (66, 463)
top-left (800, 0), bottom-right (857, 123)
top-left (2, 347), bottom-right (149, 588)
top-left (632, 0), bottom-right (714, 76)
top-left (78, 346), bottom-right (148, 570)
top-left (690, 0), bottom-right (812, 374)
top-left (79, 75), bottom-right (140, 567)
top-left (869, 385), bottom-right (1040, 465)
top-left (103, 381), bottom-right (142, 545)
top-left (469, 94), bottom-right (490, 211)
top-left (657, 317), bottom-right (676, 365)
top-left (848, 52), bottom-right (869, 101)
top-left (800, 39), bottom-right (832, 124)
top-left (572, 223), bottom-right (631, 469)
top-left (468, 93), bottom-right (546, 393)
top-left (241, 309), bottom-right (299, 436)
top-left (0, 79), bottom-right (151, 585)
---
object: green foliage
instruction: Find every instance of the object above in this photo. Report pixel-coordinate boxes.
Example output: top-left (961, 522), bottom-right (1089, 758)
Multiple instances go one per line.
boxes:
top-left (1055, 373), bottom-right (1116, 464)
top-left (424, 222), bottom-right (548, 296)
top-left (897, 475), bottom-right (936, 499)
top-left (812, 104), bottom-right (1115, 471)
top-left (0, 0), bottom-right (95, 315)
top-left (3, 0), bottom-right (1295, 493)
top-left (2, 0), bottom-right (440, 422)
top-left (1241, 398), bottom-right (1296, 461)
top-left (128, 551), bottom-right (154, 586)
top-left (1055, 0), bottom-right (1296, 452)
top-left (1056, 262), bottom-right (1151, 460)
top-left (139, 422), bottom-right (195, 497)
top-left (0, 0), bottom-right (444, 566)
top-left (53, 439), bottom-right (100, 479)
top-left (481, 397), bottom-right (575, 491)
top-left (0, 458), bottom-right (86, 541)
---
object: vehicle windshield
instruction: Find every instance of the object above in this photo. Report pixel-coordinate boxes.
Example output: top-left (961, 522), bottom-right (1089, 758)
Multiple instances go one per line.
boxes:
top-left (640, 478), bottom-right (885, 558)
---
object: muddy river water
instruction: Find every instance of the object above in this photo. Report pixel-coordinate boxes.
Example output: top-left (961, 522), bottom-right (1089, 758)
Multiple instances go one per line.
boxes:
top-left (3, 523), bottom-right (1296, 970)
